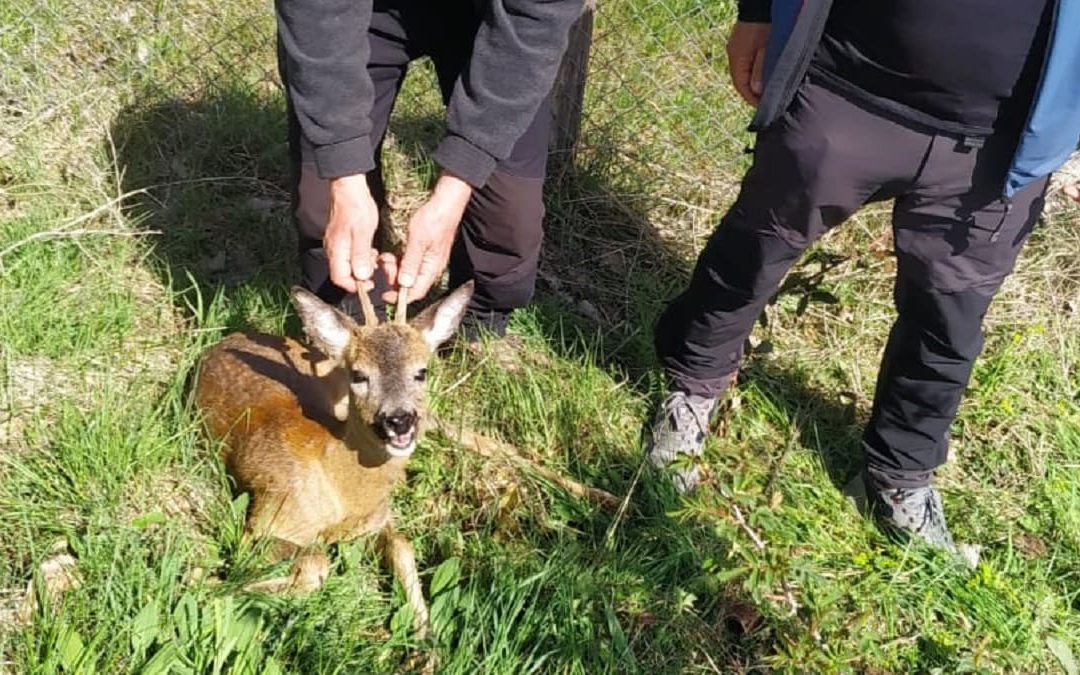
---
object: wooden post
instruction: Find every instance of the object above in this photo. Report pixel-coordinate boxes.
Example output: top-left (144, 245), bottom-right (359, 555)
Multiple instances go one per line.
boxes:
top-left (549, 0), bottom-right (595, 180)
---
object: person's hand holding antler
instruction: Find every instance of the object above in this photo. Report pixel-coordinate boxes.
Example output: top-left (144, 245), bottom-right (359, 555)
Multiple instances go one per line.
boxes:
top-left (379, 171), bottom-right (473, 303)
top-left (324, 174), bottom-right (381, 294)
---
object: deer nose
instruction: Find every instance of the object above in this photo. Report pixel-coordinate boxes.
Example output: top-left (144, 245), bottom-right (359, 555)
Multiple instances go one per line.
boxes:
top-left (375, 409), bottom-right (418, 437)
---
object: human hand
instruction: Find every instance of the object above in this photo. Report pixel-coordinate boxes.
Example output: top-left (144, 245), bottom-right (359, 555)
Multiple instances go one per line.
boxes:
top-left (325, 173), bottom-right (380, 293)
top-left (726, 21), bottom-right (771, 106)
top-left (1064, 183), bottom-right (1080, 204)
top-left (383, 172), bottom-right (473, 302)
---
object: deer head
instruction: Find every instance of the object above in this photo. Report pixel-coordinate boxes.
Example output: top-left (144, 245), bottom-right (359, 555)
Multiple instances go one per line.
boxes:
top-left (290, 282), bottom-right (474, 460)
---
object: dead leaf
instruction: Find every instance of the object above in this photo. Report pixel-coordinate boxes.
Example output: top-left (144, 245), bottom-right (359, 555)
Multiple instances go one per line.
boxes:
top-left (15, 545), bottom-right (80, 624)
top-left (1013, 533), bottom-right (1048, 558)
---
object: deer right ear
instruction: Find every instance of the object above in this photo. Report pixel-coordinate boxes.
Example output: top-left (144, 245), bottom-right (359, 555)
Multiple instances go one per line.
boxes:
top-left (290, 286), bottom-right (355, 362)
top-left (410, 281), bottom-right (474, 350)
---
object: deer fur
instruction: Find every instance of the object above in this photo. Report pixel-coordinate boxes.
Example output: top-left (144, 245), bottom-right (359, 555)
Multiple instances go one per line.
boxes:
top-left (193, 282), bottom-right (475, 637)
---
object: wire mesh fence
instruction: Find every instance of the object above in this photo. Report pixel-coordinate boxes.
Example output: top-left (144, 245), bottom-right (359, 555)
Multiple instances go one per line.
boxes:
top-left (2, 0), bottom-right (757, 336)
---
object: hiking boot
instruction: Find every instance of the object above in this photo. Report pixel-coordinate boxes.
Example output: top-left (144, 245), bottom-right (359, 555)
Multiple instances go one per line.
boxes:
top-left (644, 391), bottom-right (719, 493)
top-left (459, 309), bottom-right (510, 343)
top-left (848, 468), bottom-right (957, 553)
top-left (444, 308), bottom-right (529, 372)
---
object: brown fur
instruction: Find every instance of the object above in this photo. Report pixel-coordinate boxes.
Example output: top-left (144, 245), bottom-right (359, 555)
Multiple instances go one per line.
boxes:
top-left (193, 283), bottom-right (474, 638)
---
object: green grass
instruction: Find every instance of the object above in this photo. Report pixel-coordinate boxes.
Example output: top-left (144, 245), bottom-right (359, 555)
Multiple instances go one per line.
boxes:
top-left (4, 0), bottom-right (1080, 672)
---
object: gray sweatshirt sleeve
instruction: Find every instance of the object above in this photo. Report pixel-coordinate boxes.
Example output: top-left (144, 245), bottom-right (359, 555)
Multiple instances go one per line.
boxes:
top-left (435, 0), bottom-right (582, 188)
top-left (276, 0), bottom-right (376, 179)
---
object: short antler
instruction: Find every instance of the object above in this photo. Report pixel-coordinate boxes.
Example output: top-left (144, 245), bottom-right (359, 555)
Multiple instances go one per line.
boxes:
top-left (356, 286), bottom-right (379, 327)
top-left (395, 286), bottom-right (409, 325)
top-left (355, 284), bottom-right (408, 325)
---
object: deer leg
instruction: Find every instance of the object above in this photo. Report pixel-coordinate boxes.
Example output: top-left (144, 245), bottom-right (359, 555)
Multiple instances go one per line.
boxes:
top-left (243, 544), bottom-right (330, 594)
top-left (380, 525), bottom-right (429, 639)
top-left (433, 419), bottom-right (624, 512)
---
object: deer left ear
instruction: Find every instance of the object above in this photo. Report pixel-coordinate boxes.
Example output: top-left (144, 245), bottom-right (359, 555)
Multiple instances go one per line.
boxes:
top-left (409, 281), bottom-right (475, 350)
top-left (290, 286), bottom-right (356, 362)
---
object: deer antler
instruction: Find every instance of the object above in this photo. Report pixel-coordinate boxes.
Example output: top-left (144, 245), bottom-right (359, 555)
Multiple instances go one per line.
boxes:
top-left (355, 282), bottom-right (409, 326)
top-left (395, 286), bottom-right (409, 325)
top-left (355, 286), bottom-right (379, 327)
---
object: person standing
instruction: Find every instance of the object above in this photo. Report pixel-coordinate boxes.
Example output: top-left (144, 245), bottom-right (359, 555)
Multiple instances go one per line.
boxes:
top-left (646, 0), bottom-right (1080, 552)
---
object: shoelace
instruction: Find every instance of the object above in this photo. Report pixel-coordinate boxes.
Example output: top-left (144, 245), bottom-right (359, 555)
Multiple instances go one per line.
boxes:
top-left (890, 489), bottom-right (944, 535)
top-left (923, 492), bottom-right (953, 538)
top-left (662, 392), bottom-right (711, 437)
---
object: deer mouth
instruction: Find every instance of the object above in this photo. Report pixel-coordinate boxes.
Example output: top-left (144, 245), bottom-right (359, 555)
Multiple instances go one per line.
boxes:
top-left (382, 428), bottom-right (417, 457)
top-left (374, 410), bottom-right (420, 457)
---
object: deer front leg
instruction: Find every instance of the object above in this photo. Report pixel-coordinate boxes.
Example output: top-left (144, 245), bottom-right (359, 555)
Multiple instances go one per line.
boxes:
top-left (380, 525), bottom-right (429, 639)
top-left (243, 544), bottom-right (330, 594)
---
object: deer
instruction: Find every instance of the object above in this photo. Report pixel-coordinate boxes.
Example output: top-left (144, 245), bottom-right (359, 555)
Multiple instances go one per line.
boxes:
top-left (192, 281), bottom-right (477, 638)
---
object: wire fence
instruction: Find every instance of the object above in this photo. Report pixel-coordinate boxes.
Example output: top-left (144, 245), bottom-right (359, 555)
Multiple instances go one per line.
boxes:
top-left (3, 0), bottom-right (758, 331)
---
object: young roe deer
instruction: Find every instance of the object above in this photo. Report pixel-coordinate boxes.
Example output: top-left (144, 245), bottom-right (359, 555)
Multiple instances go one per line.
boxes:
top-left (193, 281), bottom-right (475, 637)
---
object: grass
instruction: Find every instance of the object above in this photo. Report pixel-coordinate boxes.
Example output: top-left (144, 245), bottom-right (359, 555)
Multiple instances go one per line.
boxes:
top-left (3, 0), bottom-right (1080, 672)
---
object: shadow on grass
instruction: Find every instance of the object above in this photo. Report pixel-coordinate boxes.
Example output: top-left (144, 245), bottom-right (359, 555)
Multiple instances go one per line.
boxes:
top-left (106, 84), bottom-right (868, 668)
top-left (109, 87), bottom-right (295, 334)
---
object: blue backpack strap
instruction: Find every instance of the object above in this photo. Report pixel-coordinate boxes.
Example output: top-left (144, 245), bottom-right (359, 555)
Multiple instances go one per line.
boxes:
top-left (749, 0), bottom-right (832, 132)
top-left (1006, 0), bottom-right (1080, 198)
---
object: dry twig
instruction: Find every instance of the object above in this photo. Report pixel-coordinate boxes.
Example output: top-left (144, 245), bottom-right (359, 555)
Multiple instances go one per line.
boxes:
top-left (730, 503), bottom-right (800, 616)
top-left (0, 227), bottom-right (160, 271)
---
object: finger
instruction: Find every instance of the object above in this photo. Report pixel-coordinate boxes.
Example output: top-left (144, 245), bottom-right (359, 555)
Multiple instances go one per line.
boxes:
top-left (327, 245), bottom-right (357, 293)
top-left (1064, 183), bottom-right (1080, 202)
top-left (351, 247), bottom-right (375, 283)
top-left (750, 47), bottom-right (765, 100)
top-left (728, 55), bottom-right (755, 105)
top-left (409, 252), bottom-right (441, 301)
top-left (377, 253), bottom-right (400, 303)
top-left (378, 252), bottom-right (399, 284)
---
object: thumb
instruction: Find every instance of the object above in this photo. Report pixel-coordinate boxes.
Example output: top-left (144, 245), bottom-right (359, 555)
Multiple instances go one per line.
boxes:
top-left (351, 248), bottom-right (374, 282)
top-left (398, 239), bottom-right (423, 289)
top-left (409, 250), bottom-right (442, 300)
top-left (1064, 183), bottom-right (1080, 202)
top-left (751, 47), bottom-right (765, 96)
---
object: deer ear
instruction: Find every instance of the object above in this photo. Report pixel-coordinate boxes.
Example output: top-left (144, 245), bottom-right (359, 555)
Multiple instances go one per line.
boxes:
top-left (410, 281), bottom-right (474, 350)
top-left (290, 286), bottom-right (355, 362)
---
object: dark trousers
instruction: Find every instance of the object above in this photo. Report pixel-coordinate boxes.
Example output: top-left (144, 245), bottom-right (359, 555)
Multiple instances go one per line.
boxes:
top-left (655, 80), bottom-right (1049, 488)
top-left (282, 0), bottom-right (552, 319)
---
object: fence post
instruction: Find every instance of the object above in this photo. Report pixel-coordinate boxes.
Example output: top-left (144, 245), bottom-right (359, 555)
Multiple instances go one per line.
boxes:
top-left (549, 0), bottom-right (595, 180)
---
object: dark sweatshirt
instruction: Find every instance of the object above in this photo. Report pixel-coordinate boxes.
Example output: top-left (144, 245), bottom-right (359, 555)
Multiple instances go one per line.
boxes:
top-left (737, 0), bottom-right (1053, 136)
top-left (276, 0), bottom-right (581, 188)
top-left (813, 0), bottom-right (1053, 136)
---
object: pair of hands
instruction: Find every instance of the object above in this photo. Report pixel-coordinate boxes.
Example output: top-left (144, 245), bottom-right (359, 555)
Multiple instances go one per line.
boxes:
top-left (725, 21), bottom-right (1080, 204)
top-left (317, 22), bottom-right (773, 301)
top-left (325, 171), bottom-right (473, 302)
top-left (327, 18), bottom-right (1080, 291)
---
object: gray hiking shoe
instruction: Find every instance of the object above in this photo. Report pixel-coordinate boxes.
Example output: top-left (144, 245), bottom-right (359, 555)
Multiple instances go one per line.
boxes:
top-left (644, 391), bottom-right (718, 493)
top-left (848, 469), bottom-right (957, 553)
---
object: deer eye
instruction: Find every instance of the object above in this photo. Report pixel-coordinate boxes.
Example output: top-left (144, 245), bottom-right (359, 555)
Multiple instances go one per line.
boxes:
top-left (415, 368), bottom-right (428, 383)
top-left (350, 370), bottom-right (369, 386)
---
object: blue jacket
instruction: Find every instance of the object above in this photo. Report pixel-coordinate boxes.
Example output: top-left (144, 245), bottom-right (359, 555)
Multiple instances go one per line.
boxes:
top-left (742, 0), bottom-right (1080, 198)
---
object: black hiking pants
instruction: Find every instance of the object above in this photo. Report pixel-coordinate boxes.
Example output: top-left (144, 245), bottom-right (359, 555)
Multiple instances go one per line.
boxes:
top-left (281, 0), bottom-right (552, 323)
top-left (654, 79), bottom-right (1049, 488)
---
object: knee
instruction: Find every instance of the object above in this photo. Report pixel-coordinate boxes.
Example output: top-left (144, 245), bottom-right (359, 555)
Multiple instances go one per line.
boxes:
top-left (466, 171), bottom-right (545, 256)
top-left (894, 277), bottom-right (992, 361)
top-left (695, 218), bottom-right (802, 302)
